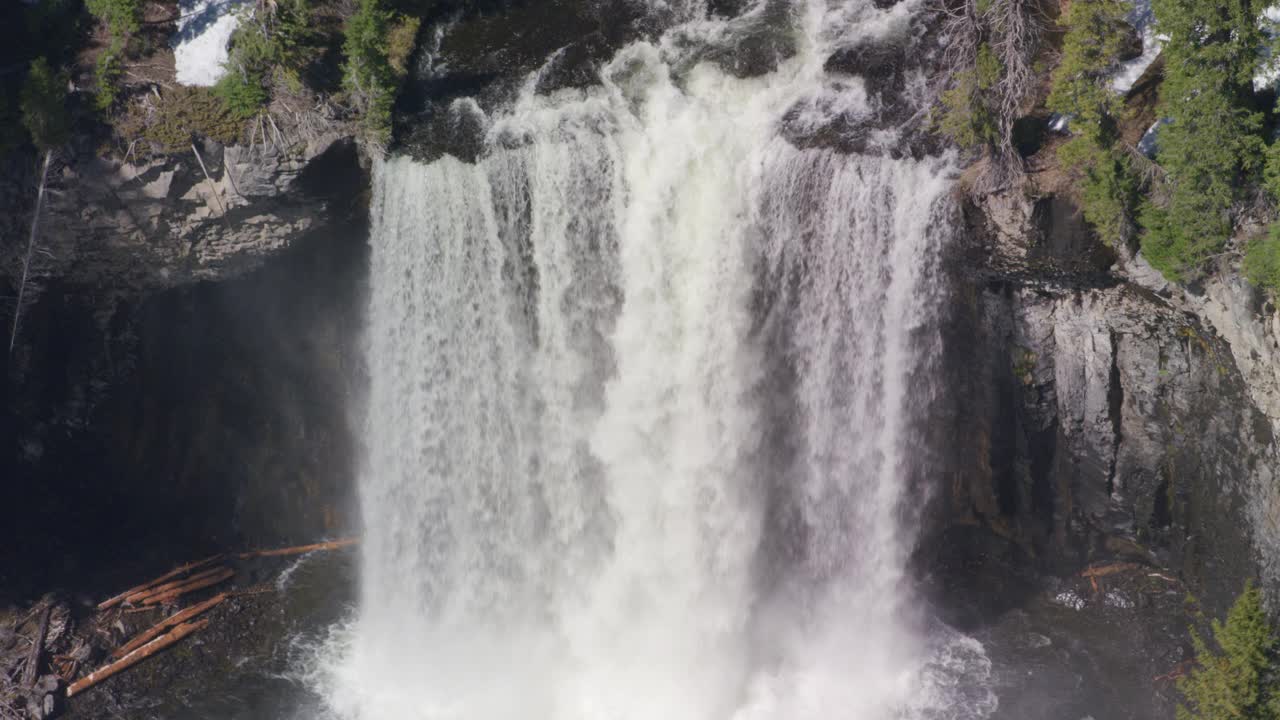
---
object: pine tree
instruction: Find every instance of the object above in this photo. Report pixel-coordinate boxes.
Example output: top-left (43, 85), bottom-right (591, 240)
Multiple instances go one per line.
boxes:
top-left (19, 57), bottom-right (69, 151)
top-left (1141, 0), bottom-right (1265, 280)
top-left (1178, 583), bottom-right (1280, 720)
top-left (1046, 0), bottom-right (1137, 247)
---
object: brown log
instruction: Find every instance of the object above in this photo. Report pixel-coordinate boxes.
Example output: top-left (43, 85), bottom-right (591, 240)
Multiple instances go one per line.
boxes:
top-left (1080, 562), bottom-right (1141, 578)
top-left (237, 537), bottom-right (358, 559)
top-left (98, 554), bottom-right (224, 610)
top-left (142, 568), bottom-right (235, 606)
top-left (66, 619), bottom-right (208, 698)
top-left (112, 593), bottom-right (227, 659)
top-left (20, 606), bottom-right (50, 687)
top-left (126, 566), bottom-right (229, 605)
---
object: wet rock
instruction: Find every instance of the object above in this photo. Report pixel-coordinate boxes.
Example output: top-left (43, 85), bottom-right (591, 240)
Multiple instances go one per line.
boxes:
top-left (1118, 21), bottom-right (1144, 62)
top-left (703, 2), bottom-right (797, 79)
top-left (0, 127), bottom-right (363, 299)
top-left (823, 36), bottom-right (908, 97)
top-left (395, 0), bottom-right (649, 161)
top-left (939, 279), bottom-right (1265, 614)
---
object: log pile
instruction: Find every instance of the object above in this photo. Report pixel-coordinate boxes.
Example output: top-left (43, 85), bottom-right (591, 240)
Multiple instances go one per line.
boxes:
top-left (1, 537), bottom-right (358, 718)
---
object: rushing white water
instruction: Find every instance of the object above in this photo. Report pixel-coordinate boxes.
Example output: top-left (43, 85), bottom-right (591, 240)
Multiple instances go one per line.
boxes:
top-left (308, 1), bottom-right (997, 718)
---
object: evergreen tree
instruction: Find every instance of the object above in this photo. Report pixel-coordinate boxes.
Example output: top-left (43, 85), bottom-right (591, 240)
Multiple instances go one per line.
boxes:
top-left (1179, 583), bottom-right (1280, 720)
top-left (19, 57), bottom-right (69, 151)
top-left (342, 0), bottom-right (395, 145)
top-left (1141, 0), bottom-right (1265, 280)
top-left (1047, 0), bottom-right (1137, 247)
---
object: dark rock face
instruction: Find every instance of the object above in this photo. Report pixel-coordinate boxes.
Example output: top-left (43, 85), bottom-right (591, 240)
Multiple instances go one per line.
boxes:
top-left (0, 186), bottom-right (367, 607)
top-left (943, 282), bottom-right (1262, 599)
top-left (913, 184), bottom-right (1280, 719)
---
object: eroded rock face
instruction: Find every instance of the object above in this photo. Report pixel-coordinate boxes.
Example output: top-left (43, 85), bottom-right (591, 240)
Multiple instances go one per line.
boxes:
top-left (0, 133), bottom-right (368, 606)
top-left (947, 282), bottom-right (1267, 598)
top-left (918, 184), bottom-right (1280, 719)
top-left (6, 132), bottom-right (364, 292)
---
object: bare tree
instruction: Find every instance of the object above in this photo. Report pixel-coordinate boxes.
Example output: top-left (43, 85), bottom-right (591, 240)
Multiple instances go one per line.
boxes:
top-left (9, 149), bottom-right (53, 358)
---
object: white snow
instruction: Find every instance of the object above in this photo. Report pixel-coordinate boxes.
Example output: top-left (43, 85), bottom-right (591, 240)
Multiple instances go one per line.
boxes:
top-left (1112, 0), bottom-right (1164, 95)
top-left (1255, 6), bottom-right (1280, 91)
top-left (172, 0), bottom-right (250, 86)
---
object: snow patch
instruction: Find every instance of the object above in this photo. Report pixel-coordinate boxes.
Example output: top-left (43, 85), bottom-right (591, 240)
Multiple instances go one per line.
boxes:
top-left (173, 0), bottom-right (250, 86)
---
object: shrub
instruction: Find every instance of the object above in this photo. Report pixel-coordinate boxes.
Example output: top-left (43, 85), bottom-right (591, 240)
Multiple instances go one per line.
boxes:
top-left (94, 39), bottom-right (125, 112)
top-left (386, 16), bottom-right (420, 77)
top-left (937, 43), bottom-right (1002, 150)
top-left (85, 0), bottom-right (140, 38)
top-left (343, 0), bottom-right (396, 145)
top-left (1178, 583), bottom-right (1280, 720)
top-left (1246, 225), bottom-right (1280, 292)
top-left (216, 0), bottom-right (313, 117)
top-left (129, 86), bottom-right (243, 154)
top-left (213, 70), bottom-right (270, 120)
top-left (20, 58), bottom-right (70, 151)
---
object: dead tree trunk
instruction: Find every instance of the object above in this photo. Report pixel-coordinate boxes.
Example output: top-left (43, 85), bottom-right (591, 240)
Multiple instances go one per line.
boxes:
top-left (98, 554), bottom-right (224, 610)
top-left (66, 619), bottom-right (208, 698)
top-left (112, 593), bottom-right (226, 658)
top-left (9, 149), bottom-right (52, 356)
top-left (20, 606), bottom-right (50, 687)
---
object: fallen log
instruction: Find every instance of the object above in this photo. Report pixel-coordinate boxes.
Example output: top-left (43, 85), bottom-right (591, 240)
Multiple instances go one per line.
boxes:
top-left (98, 554), bottom-right (224, 610)
top-left (20, 607), bottom-right (50, 687)
top-left (66, 619), bottom-right (207, 698)
top-left (112, 594), bottom-right (227, 659)
top-left (1080, 562), bottom-right (1142, 578)
top-left (143, 568), bottom-right (235, 606)
top-left (126, 566), bottom-right (229, 606)
top-left (237, 537), bottom-right (358, 559)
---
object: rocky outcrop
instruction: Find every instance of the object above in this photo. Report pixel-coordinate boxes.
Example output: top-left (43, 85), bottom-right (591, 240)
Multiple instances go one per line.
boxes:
top-left (0, 129), bottom-right (368, 607)
top-left (941, 181), bottom-right (1279, 607)
top-left (1, 130), bottom-right (363, 297)
top-left (916, 181), bottom-right (1280, 720)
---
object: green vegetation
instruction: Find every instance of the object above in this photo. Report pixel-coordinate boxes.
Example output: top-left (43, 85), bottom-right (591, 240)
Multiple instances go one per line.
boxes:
top-left (94, 39), bottom-right (125, 112)
top-left (19, 58), bottom-right (70, 151)
top-left (1178, 583), bottom-right (1280, 720)
top-left (85, 0), bottom-right (140, 111)
top-left (386, 15), bottom-right (421, 77)
top-left (1139, 0), bottom-right (1265, 280)
top-left (342, 0), bottom-right (397, 145)
top-left (118, 86), bottom-right (243, 155)
top-left (215, 0), bottom-right (313, 118)
top-left (1245, 227), bottom-right (1280, 292)
top-left (84, 0), bottom-right (140, 37)
top-left (1047, 0), bottom-right (1137, 247)
top-left (937, 42), bottom-right (1002, 151)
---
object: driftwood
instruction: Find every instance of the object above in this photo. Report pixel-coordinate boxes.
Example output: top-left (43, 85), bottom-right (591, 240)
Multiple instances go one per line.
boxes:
top-left (1080, 562), bottom-right (1142, 578)
top-left (66, 620), bottom-right (207, 698)
top-left (125, 565), bottom-right (230, 606)
top-left (237, 537), bottom-right (358, 559)
top-left (112, 594), bottom-right (227, 659)
top-left (20, 607), bottom-right (50, 687)
top-left (142, 568), bottom-right (234, 606)
top-left (98, 554), bottom-right (224, 610)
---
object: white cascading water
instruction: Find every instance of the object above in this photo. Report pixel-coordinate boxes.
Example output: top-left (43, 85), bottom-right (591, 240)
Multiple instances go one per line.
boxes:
top-left (307, 0), bottom-right (998, 718)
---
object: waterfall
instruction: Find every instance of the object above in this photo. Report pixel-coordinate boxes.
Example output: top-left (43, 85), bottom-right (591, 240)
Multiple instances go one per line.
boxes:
top-left (310, 1), bottom-right (998, 718)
